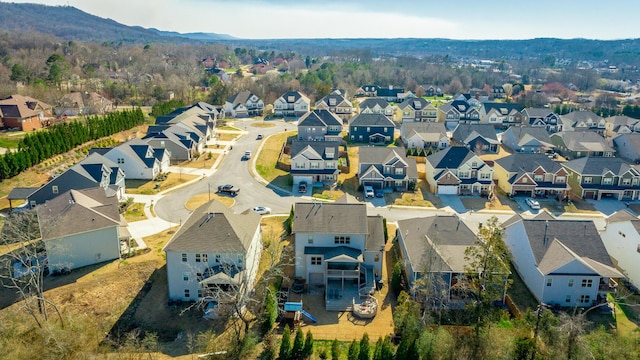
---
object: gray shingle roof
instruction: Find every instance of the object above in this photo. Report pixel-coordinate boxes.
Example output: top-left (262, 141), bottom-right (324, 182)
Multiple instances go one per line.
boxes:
top-left (494, 153), bottom-right (563, 173)
top-left (293, 201), bottom-right (368, 235)
top-left (551, 131), bottom-right (614, 152)
top-left (359, 98), bottom-right (390, 109)
top-left (403, 122), bottom-right (447, 142)
top-left (290, 140), bottom-right (339, 160)
top-left (562, 156), bottom-right (634, 176)
top-left (426, 146), bottom-right (477, 169)
top-left (298, 109), bottom-right (343, 127)
top-left (504, 126), bottom-right (553, 147)
top-left (163, 200), bottom-right (261, 253)
top-left (349, 113), bottom-right (395, 127)
top-left (452, 124), bottom-right (499, 144)
top-left (366, 215), bottom-right (385, 252)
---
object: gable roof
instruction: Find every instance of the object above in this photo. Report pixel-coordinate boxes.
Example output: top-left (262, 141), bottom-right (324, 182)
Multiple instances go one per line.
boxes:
top-left (605, 115), bottom-right (639, 127)
top-left (562, 156), bottom-right (635, 176)
top-left (522, 108), bottom-right (557, 118)
top-left (316, 92), bottom-right (352, 108)
top-left (0, 94), bottom-right (51, 119)
top-left (290, 140), bottom-right (339, 160)
top-left (226, 90), bottom-right (259, 105)
top-left (561, 110), bottom-right (603, 123)
top-left (551, 131), bottom-right (614, 153)
top-left (403, 122), bottom-right (447, 142)
top-left (426, 146), bottom-right (478, 169)
top-left (359, 98), bottom-right (391, 109)
top-left (397, 215), bottom-right (478, 273)
top-left (349, 113), bottom-right (395, 127)
top-left (36, 187), bottom-right (121, 239)
top-left (293, 201), bottom-right (368, 235)
top-left (482, 102), bottom-right (523, 114)
top-left (398, 97), bottom-right (432, 110)
top-left (504, 126), bottom-right (554, 148)
top-left (297, 109), bottom-right (343, 127)
top-left (494, 153), bottom-right (563, 174)
top-left (164, 200), bottom-right (261, 253)
top-left (278, 90), bottom-right (309, 104)
top-left (452, 124), bottom-right (499, 144)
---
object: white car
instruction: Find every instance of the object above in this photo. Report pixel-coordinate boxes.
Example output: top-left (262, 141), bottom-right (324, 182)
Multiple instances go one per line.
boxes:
top-left (364, 186), bottom-right (374, 198)
top-left (525, 198), bottom-right (540, 210)
top-left (252, 206), bottom-right (271, 215)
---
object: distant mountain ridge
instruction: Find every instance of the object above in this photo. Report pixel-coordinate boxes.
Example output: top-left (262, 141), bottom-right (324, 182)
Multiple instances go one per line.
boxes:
top-left (0, 2), bottom-right (235, 42)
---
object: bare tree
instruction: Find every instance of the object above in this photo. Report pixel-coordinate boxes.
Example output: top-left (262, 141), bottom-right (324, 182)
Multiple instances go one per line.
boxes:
top-left (0, 210), bottom-right (63, 328)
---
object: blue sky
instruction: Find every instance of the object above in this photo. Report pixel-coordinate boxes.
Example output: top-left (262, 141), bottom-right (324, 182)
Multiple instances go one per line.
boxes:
top-left (9, 0), bottom-right (640, 40)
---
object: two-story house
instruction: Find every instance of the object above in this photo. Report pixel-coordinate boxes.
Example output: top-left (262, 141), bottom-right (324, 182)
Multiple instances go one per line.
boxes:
top-left (315, 90), bottom-right (354, 122)
top-left (290, 140), bottom-right (341, 188)
top-left (355, 85), bottom-right (404, 102)
top-left (613, 133), bottom-right (640, 163)
top-left (358, 147), bottom-right (418, 192)
top-left (425, 146), bottom-right (494, 195)
top-left (273, 90), bottom-right (311, 118)
top-left (163, 200), bottom-right (262, 314)
top-left (0, 94), bottom-right (53, 131)
top-left (396, 98), bottom-right (437, 122)
top-left (224, 90), bottom-right (264, 118)
top-left (605, 115), bottom-right (640, 138)
top-left (91, 138), bottom-right (170, 180)
top-left (436, 99), bottom-right (481, 129)
top-left (521, 108), bottom-right (562, 133)
top-left (418, 84), bottom-right (443, 98)
top-left (400, 122), bottom-right (449, 151)
top-left (292, 194), bottom-right (385, 311)
top-left (479, 102), bottom-right (523, 127)
top-left (451, 124), bottom-right (500, 154)
top-left (550, 131), bottom-right (615, 159)
top-left (601, 210), bottom-right (640, 294)
top-left (501, 126), bottom-right (555, 154)
top-left (296, 110), bottom-right (343, 142)
top-left (26, 152), bottom-right (126, 207)
top-left (561, 110), bottom-right (606, 134)
top-left (348, 113), bottom-right (395, 145)
top-left (493, 153), bottom-right (570, 199)
top-left (503, 216), bottom-right (622, 308)
top-left (358, 98), bottom-right (395, 119)
top-left (562, 156), bottom-right (640, 200)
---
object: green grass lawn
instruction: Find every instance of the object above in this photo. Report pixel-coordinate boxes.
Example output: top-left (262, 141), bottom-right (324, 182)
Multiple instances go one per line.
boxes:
top-left (255, 131), bottom-right (295, 189)
top-left (122, 202), bottom-right (147, 222)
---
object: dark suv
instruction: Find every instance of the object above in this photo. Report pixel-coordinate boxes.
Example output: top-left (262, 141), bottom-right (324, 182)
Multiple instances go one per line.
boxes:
top-left (298, 181), bottom-right (308, 193)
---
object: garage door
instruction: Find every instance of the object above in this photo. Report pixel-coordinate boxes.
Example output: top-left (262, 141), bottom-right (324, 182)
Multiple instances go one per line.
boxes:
top-left (309, 272), bottom-right (324, 285)
top-left (438, 185), bottom-right (458, 195)
top-left (584, 191), bottom-right (595, 199)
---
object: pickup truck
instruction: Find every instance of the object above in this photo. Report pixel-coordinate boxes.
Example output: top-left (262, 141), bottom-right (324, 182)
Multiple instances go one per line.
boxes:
top-left (217, 184), bottom-right (240, 195)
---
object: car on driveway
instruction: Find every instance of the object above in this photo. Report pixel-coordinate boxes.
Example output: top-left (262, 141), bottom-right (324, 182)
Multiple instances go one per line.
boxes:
top-left (252, 206), bottom-right (271, 215)
top-left (375, 189), bottom-right (384, 198)
top-left (298, 181), bottom-right (308, 193)
top-left (525, 197), bottom-right (540, 210)
top-left (364, 185), bottom-right (374, 198)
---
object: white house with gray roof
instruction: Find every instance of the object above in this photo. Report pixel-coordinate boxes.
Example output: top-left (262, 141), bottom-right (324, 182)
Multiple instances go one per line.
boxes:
top-left (358, 147), bottom-right (417, 192)
top-left (315, 90), bottom-right (354, 122)
top-left (400, 122), bottom-right (449, 151)
top-left (273, 90), bottom-right (310, 118)
top-left (289, 140), bottom-right (341, 187)
top-left (501, 126), bottom-right (555, 153)
top-left (92, 138), bottom-right (170, 180)
top-left (224, 90), bottom-right (264, 118)
top-left (163, 200), bottom-right (262, 306)
top-left (503, 215), bottom-right (622, 307)
top-left (292, 194), bottom-right (385, 311)
top-left (601, 210), bottom-right (640, 294)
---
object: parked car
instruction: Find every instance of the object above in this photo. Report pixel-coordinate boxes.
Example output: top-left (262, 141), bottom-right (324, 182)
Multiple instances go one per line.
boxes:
top-left (298, 181), bottom-right (308, 193)
top-left (242, 151), bottom-right (252, 160)
top-left (252, 206), bottom-right (271, 215)
top-left (217, 184), bottom-right (240, 195)
top-left (364, 185), bottom-right (374, 198)
top-left (525, 197), bottom-right (540, 210)
top-left (375, 189), bottom-right (384, 198)
top-left (256, 134), bottom-right (263, 140)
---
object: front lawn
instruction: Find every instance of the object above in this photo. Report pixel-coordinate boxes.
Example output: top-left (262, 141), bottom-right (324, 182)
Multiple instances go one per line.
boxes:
top-left (178, 152), bottom-right (220, 169)
top-left (122, 202), bottom-right (147, 222)
top-left (255, 131), bottom-right (294, 189)
top-left (125, 172), bottom-right (199, 195)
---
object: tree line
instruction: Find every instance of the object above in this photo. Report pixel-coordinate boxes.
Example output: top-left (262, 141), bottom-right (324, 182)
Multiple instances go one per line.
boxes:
top-left (0, 108), bottom-right (145, 180)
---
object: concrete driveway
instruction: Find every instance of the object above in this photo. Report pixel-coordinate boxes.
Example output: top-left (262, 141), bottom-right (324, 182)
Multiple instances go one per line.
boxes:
top-left (587, 198), bottom-right (635, 216)
top-left (439, 195), bottom-right (466, 213)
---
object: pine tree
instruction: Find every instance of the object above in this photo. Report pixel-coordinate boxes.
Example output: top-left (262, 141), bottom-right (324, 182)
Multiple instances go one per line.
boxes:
top-left (331, 339), bottom-right (340, 360)
top-left (347, 340), bottom-right (359, 360)
top-left (279, 324), bottom-right (292, 360)
top-left (358, 333), bottom-right (370, 360)
top-left (291, 327), bottom-right (305, 360)
top-left (303, 331), bottom-right (314, 359)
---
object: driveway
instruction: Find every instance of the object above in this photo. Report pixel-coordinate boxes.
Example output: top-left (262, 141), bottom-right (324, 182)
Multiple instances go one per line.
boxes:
top-left (587, 198), bottom-right (634, 216)
top-left (439, 195), bottom-right (466, 213)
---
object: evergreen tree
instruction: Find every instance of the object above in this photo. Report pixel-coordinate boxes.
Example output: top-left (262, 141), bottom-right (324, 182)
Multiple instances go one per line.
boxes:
top-left (378, 338), bottom-right (394, 360)
top-left (358, 333), bottom-right (370, 360)
top-left (331, 339), bottom-right (340, 360)
top-left (279, 324), bottom-right (292, 360)
top-left (347, 340), bottom-right (359, 360)
top-left (291, 327), bottom-right (305, 360)
top-left (303, 331), bottom-right (314, 359)
top-left (373, 338), bottom-right (383, 360)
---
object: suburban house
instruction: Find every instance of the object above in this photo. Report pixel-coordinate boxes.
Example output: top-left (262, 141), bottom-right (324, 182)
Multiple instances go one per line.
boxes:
top-left (604, 115), bottom-right (640, 137)
top-left (561, 110), bottom-right (606, 134)
top-left (292, 194), bottom-right (385, 311)
top-left (315, 90), bottom-right (354, 122)
top-left (155, 103), bottom-right (215, 143)
top-left (348, 113), bottom-right (395, 144)
top-left (144, 125), bottom-right (199, 163)
top-left (358, 98), bottom-right (395, 119)
top-left (436, 99), bottom-right (481, 128)
top-left (550, 131), bottom-right (615, 159)
top-left (493, 153), bottom-right (570, 199)
top-left (396, 215), bottom-right (501, 306)
top-left (163, 200), bottom-right (262, 308)
top-left (0, 94), bottom-right (53, 131)
top-left (90, 138), bottom-right (170, 180)
top-left (501, 126), bottom-right (555, 153)
top-left (425, 146), bottom-right (494, 195)
top-left (521, 108), bottom-right (562, 132)
top-left (358, 147), bottom-right (418, 192)
top-left (396, 98), bottom-right (437, 122)
top-left (56, 91), bottom-right (113, 116)
top-left (400, 122), bottom-right (449, 151)
top-left (356, 85), bottom-right (380, 97)
top-left (289, 140), bottom-right (341, 187)
top-left (562, 156), bottom-right (640, 200)
top-left (503, 216), bottom-right (622, 307)
top-left (355, 85), bottom-right (404, 102)
top-left (418, 84), bottom-right (443, 97)
top-left (36, 187), bottom-right (127, 272)
top-left (224, 91), bottom-right (264, 118)
top-left (601, 210), bottom-right (640, 292)
top-left (491, 85), bottom-right (506, 99)
top-left (451, 124), bottom-right (500, 154)
top-left (397, 91), bottom-right (417, 103)
top-left (273, 90), bottom-right (311, 118)
top-left (479, 102), bottom-right (523, 127)
top-left (26, 152), bottom-right (126, 207)
top-left (296, 110), bottom-right (344, 142)
top-left (613, 133), bottom-right (640, 163)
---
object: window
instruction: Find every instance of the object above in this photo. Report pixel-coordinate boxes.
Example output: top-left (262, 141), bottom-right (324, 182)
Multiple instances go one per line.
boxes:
top-left (546, 278), bottom-right (553, 287)
top-left (295, 162), bottom-right (305, 169)
top-left (622, 178), bottom-right (631, 186)
top-left (522, 177), bottom-right (528, 183)
top-left (480, 172), bottom-right (491, 179)
top-left (308, 235), bottom-right (313, 244)
top-left (215, 254), bottom-right (221, 263)
top-left (534, 175), bottom-right (543, 182)
top-left (183, 272), bottom-right (189, 281)
top-left (603, 177), bottom-right (613, 185)
top-left (182, 253), bottom-right (187, 262)
top-left (579, 295), bottom-right (591, 303)
top-left (197, 289), bottom-right (202, 298)
top-left (568, 279), bottom-right (574, 287)
top-left (395, 168), bottom-right (404, 175)
top-left (311, 256), bottom-right (322, 265)
top-left (117, 158), bottom-right (124, 164)
top-left (581, 279), bottom-right (593, 288)
top-left (354, 127), bottom-right (357, 131)
top-left (52, 185), bottom-right (59, 194)
top-left (582, 176), bottom-right (592, 184)
top-left (395, 180), bottom-right (403, 187)
top-left (472, 161), bottom-right (478, 167)
top-left (374, 254), bottom-right (380, 262)
top-left (556, 176), bottom-right (565, 184)
top-left (184, 289), bottom-right (190, 298)
top-left (202, 254), bottom-right (208, 263)
top-left (367, 127), bottom-right (371, 132)
top-left (310, 162), bottom-right (320, 169)
top-left (196, 254), bottom-right (201, 262)
top-left (383, 127), bottom-right (388, 132)
top-left (334, 236), bottom-right (351, 244)
top-left (566, 295), bottom-right (571, 303)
